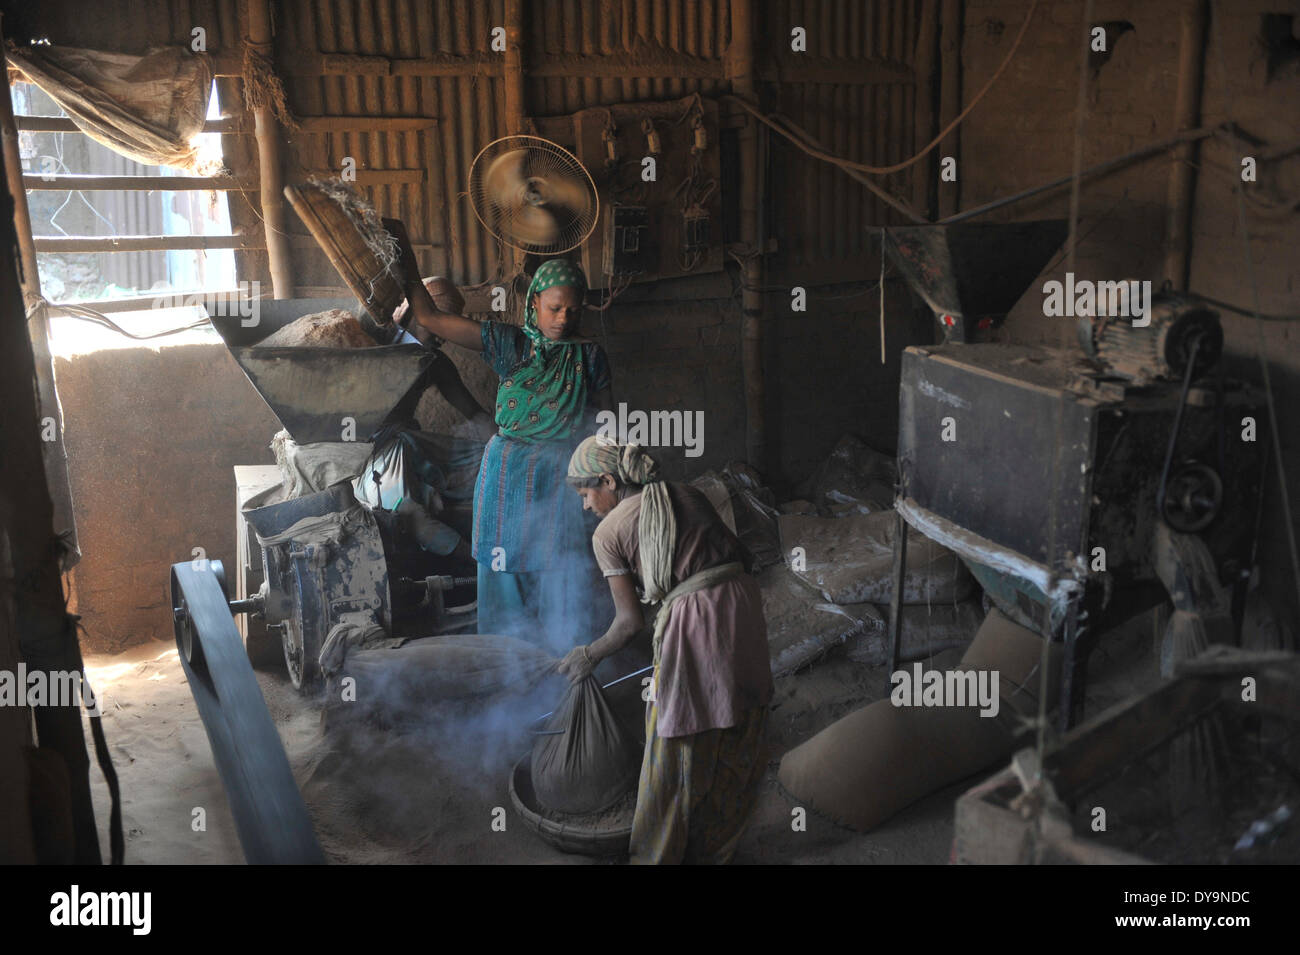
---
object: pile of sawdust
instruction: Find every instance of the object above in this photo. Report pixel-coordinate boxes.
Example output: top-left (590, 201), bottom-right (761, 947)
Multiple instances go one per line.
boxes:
top-left (257, 309), bottom-right (375, 349)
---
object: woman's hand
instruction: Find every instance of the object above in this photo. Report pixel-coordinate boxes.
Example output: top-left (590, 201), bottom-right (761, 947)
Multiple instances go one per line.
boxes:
top-left (556, 645), bottom-right (595, 683)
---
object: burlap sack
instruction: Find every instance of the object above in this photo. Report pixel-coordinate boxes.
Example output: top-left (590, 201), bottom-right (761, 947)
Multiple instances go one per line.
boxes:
top-left (778, 608), bottom-right (1061, 832)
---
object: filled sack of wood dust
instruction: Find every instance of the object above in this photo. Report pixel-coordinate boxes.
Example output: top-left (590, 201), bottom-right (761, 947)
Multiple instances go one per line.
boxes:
top-left (531, 675), bottom-right (641, 814)
top-left (341, 633), bottom-right (558, 702)
top-left (777, 608), bottom-right (1061, 832)
top-left (257, 308), bottom-right (376, 348)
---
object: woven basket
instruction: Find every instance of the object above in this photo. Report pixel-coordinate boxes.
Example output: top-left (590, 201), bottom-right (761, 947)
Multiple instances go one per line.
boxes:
top-left (508, 755), bottom-right (633, 857)
top-left (284, 182), bottom-right (405, 325)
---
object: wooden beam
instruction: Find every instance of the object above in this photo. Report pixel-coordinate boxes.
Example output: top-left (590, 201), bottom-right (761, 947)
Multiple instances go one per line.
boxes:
top-left (288, 234), bottom-right (434, 252)
top-left (295, 168), bottom-right (427, 185)
top-left (292, 116), bottom-right (438, 133)
top-left (302, 50), bottom-right (732, 80)
top-left (17, 116), bottom-right (239, 134)
top-left (24, 174), bottom-right (254, 191)
top-left (46, 289), bottom-right (250, 314)
top-left (756, 58), bottom-right (913, 86)
top-left (1043, 676), bottom-right (1223, 799)
top-left (311, 52), bottom-right (499, 77)
top-left (532, 53), bottom-right (724, 79)
top-left (1, 62), bottom-right (39, 293)
top-left (34, 235), bottom-right (264, 253)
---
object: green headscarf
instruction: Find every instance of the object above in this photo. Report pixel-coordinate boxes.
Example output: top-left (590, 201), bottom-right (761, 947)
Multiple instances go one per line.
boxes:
top-left (494, 259), bottom-right (590, 443)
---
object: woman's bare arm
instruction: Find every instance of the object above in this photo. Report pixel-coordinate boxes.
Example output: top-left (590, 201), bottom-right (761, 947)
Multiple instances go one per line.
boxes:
top-left (557, 573), bottom-right (643, 679)
top-left (383, 218), bottom-right (484, 351)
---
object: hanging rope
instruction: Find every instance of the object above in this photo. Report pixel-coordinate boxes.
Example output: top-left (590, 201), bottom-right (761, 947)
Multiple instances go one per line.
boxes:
top-left (241, 38), bottom-right (299, 131)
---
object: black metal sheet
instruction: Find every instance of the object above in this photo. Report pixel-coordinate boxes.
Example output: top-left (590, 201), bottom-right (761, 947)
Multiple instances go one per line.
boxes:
top-left (883, 220), bottom-right (1068, 342)
top-left (207, 298), bottom-right (433, 444)
top-left (898, 344), bottom-right (1099, 569)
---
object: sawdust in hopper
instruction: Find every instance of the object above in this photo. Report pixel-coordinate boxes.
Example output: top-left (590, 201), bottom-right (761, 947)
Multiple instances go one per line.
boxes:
top-left (257, 308), bottom-right (375, 349)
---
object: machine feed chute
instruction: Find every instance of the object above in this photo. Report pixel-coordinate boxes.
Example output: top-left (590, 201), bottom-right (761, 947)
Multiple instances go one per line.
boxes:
top-left (881, 219), bottom-right (1068, 343)
top-left (206, 297), bottom-right (433, 445)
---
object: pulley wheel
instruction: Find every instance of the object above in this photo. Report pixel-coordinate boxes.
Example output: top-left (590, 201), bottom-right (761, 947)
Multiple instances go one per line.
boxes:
top-left (1162, 463), bottom-right (1223, 533)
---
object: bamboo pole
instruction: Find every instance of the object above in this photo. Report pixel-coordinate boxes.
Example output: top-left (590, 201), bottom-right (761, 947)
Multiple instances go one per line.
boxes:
top-left (246, 0), bottom-right (293, 298)
top-left (17, 116), bottom-right (239, 134)
top-left (25, 173), bottom-right (254, 191)
top-left (34, 235), bottom-right (264, 253)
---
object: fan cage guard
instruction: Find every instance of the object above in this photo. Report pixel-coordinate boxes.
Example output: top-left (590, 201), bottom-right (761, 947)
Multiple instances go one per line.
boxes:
top-left (469, 134), bottom-right (600, 255)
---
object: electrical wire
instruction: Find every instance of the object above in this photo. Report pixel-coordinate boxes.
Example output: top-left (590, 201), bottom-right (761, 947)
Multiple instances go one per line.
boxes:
top-left (1209, 0), bottom-right (1300, 619)
top-left (29, 297), bottom-right (211, 340)
top-left (723, 0), bottom-right (1039, 179)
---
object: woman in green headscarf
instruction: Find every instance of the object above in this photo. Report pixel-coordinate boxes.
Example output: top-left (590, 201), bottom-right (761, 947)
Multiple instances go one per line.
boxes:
top-left (388, 222), bottom-right (614, 653)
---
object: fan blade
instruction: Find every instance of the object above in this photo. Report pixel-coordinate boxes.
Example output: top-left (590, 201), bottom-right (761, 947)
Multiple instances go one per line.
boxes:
top-left (539, 172), bottom-right (593, 217)
top-left (504, 204), bottom-right (560, 245)
top-left (483, 149), bottom-right (529, 203)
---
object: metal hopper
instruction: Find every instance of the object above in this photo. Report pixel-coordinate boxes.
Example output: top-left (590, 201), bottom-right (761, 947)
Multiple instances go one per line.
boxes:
top-left (206, 297), bottom-right (433, 444)
top-left (881, 219), bottom-right (1068, 343)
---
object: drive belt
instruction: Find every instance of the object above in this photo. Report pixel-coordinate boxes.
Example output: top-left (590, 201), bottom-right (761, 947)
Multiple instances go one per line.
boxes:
top-left (171, 562), bottom-right (325, 864)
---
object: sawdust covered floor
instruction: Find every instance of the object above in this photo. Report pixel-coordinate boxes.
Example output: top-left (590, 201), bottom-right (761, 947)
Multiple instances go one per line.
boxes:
top-left (85, 614), bottom-right (1158, 865)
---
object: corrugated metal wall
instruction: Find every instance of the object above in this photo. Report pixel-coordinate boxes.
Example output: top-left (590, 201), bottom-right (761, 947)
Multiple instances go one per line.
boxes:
top-left (20, 0), bottom-right (927, 292)
top-left (530, 0), bottom-right (731, 112)
top-left (276, 0), bottom-right (507, 290)
top-left (764, 0), bottom-right (923, 282)
top-left (273, 0), bottom-right (922, 289)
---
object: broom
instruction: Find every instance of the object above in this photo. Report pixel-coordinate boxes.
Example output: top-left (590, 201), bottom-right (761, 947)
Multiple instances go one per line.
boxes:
top-left (1163, 609), bottom-right (1230, 817)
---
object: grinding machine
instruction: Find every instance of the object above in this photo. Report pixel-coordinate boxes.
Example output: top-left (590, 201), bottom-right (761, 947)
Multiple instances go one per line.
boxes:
top-left (880, 222), bottom-right (1269, 729)
top-left (167, 295), bottom-right (483, 862)
top-left (182, 296), bottom-right (480, 690)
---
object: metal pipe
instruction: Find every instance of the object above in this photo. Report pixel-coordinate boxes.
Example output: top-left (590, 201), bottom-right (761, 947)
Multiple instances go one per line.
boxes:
top-left (529, 664), bottom-right (654, 727)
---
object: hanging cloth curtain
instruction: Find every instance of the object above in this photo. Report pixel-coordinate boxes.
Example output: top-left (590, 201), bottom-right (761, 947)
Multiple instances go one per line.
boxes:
top-left (6, 43), bottom-right (214, 172)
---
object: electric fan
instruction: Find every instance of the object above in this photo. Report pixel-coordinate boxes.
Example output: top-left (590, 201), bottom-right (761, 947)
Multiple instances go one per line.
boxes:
top-left (468, 135), bottom-right (599, 254)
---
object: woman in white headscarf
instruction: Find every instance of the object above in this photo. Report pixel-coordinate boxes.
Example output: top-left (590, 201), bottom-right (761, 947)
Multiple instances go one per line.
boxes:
top-left (559, 436), bottom-right (773, 865)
